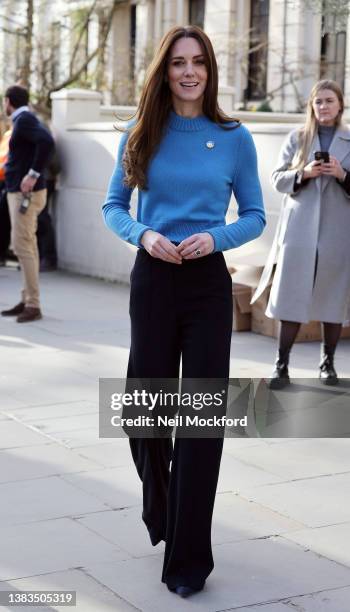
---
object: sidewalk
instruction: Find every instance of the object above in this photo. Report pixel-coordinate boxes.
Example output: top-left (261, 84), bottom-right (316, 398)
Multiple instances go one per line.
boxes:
top-left (1, 265), bottom-right (350, 612)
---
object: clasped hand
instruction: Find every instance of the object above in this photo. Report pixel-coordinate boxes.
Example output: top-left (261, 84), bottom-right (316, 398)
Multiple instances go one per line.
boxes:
top-left (303, 156), bottom-right (345, 181)
top-left (141, 230), bottom-right (215, 264)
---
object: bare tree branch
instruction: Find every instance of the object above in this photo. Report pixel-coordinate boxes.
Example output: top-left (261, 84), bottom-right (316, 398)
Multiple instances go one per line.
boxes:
top-left (287, 0), bottom-right (350, 33)
top-left (22, 0), bottom-right (33, 88)
top-left (44, 0), bottom-right (118, 104)
top-left (69, 0), bottom-right (99, 74)
top-left (0, 26), bottom-right (25, 36)
top-left (49, 46), bottom-right (100, 93)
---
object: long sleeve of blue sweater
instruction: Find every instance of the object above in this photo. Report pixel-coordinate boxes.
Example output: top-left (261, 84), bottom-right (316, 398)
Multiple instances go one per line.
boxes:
top-left (102, 111), bottom-right (266, 252)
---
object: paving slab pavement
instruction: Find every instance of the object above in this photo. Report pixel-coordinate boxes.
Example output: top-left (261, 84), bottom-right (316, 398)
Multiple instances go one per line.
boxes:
top-left (1, 266), bottom-right (350, 611)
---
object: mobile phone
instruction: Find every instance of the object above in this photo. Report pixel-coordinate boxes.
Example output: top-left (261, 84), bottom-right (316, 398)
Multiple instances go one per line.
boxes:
top-left (19, 194), bottom-right (31, 215)
top-left (314, 151), bottom-right (330, 163)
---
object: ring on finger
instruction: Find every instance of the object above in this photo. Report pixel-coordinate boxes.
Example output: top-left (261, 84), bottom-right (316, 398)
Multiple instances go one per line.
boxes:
top-left (194, 248), bottom-right (201, 257)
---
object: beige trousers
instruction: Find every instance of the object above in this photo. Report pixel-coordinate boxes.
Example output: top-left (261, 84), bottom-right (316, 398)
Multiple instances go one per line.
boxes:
top-left (8, 190), bottom-right (47, 309)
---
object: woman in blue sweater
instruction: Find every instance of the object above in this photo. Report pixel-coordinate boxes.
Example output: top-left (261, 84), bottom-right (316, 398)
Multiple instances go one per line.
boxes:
top-left (103, 25), bottom-right (265, 598)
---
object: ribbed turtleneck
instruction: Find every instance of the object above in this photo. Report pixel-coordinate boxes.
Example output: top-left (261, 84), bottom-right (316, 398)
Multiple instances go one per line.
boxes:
top-left (168, 110), bottom-right (212, 132)
top-left (318, 124), bottom-right (336, 151)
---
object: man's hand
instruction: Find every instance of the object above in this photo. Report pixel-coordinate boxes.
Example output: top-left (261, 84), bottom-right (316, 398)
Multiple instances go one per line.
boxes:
top-left (176, 232), bottom-right (215, 259)
top-left (141, 230), bottom-right (183, 264)
top-left (20, 174), bottom-right (37, 194)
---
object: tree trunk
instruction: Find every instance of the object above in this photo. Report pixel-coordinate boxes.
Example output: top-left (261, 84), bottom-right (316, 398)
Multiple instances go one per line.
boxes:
top-left (96, 7), bottom-right (108, 91)
top-left (22, 0), bottom-right (34, 89)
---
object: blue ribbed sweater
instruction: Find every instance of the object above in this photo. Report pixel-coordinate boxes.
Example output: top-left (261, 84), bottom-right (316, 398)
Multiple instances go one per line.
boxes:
top-left (102, 110), bottom-right (265, 252)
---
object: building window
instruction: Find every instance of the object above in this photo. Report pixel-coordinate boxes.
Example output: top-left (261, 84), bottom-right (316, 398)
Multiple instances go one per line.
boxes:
top-left (247, 0), bottom-right (269, 100)
top-left (320, 7), bottom-right (346, 89)
top-left (189, 0), bottom-right (205, 29)
top-left (130, 4), bottom-right (136, 81)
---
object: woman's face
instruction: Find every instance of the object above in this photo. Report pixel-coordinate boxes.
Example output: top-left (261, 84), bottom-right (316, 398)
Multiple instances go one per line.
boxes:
top-left (167, 37), bottom-right (208, 113)
top-left (312, 88), bottom-right (342, 126)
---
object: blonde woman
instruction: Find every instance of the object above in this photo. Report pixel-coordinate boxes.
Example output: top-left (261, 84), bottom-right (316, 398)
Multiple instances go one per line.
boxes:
top-left (254, 80), bottom-right (350, 388)
top-left (103, 26), bottom-right (265, 597)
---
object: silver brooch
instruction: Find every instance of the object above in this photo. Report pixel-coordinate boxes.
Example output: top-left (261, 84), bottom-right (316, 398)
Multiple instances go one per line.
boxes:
top-left (206, 141), bottom-right (215, 149)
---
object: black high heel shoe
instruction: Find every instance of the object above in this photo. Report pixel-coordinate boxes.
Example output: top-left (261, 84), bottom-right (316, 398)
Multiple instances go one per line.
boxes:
top-left (167, 583), bottom-right (204, 598)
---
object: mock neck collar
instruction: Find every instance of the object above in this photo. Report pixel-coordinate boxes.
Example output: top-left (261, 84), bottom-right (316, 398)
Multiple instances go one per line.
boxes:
top-left (168, 109), bottom-right (212, 132)
top-left (318, 124), bottom-right (336, 131)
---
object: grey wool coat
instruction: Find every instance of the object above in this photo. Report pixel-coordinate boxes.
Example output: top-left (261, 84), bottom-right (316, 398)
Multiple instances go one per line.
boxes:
top-left (253, 126), bottom-right (350, 324)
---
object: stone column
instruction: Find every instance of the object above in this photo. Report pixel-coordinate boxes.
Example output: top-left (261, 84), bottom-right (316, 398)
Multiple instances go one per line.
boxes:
top-left (176, 0), bottom-right (186, 25)
top-left (267, 0), bottom-right (321, 112)
top-left (134, 0), bottom-right (156, 98)
top-left (231, 0), bottom-right (251, 108)
top-left (162, 0), bottom-right (177, 34)
top-left (204, 0), bottom-right (237, 109)
top-left (110, 2), bottom-right (132, 104)
top-left (154, 0), bottom-right (163, 41)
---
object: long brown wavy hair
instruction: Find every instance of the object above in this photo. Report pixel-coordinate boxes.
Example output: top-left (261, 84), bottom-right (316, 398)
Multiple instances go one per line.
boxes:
top-left (120, 25), bottom-right (240, 190)
top-left (291, 79), bottom-right (345, 170)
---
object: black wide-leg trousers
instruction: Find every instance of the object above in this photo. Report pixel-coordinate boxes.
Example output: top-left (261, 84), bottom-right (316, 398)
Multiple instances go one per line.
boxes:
top-left (126, 248), bottom-right (233, 590)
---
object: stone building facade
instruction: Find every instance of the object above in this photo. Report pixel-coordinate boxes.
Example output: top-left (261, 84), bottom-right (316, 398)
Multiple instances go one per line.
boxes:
top-left (0, 0), bottom-right (350, 112)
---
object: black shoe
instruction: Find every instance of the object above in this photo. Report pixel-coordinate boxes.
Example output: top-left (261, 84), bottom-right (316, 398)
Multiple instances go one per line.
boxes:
top-left (268, 349), bottom-right (291, 389)
top-left (167, 584), bottom-right (204, 598)
top-left (16, 306), bottom-right (42, 323)
top-left (1, 302), bottom-right (25, 317)
top-left (40, 259), bottom-right (57, 272)
top-left (319, 344), bottom-right (338, 385)
top-left (5, 249), bottom-right (18, 262)
top-left (175, 586), bottom-right (197, 598)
